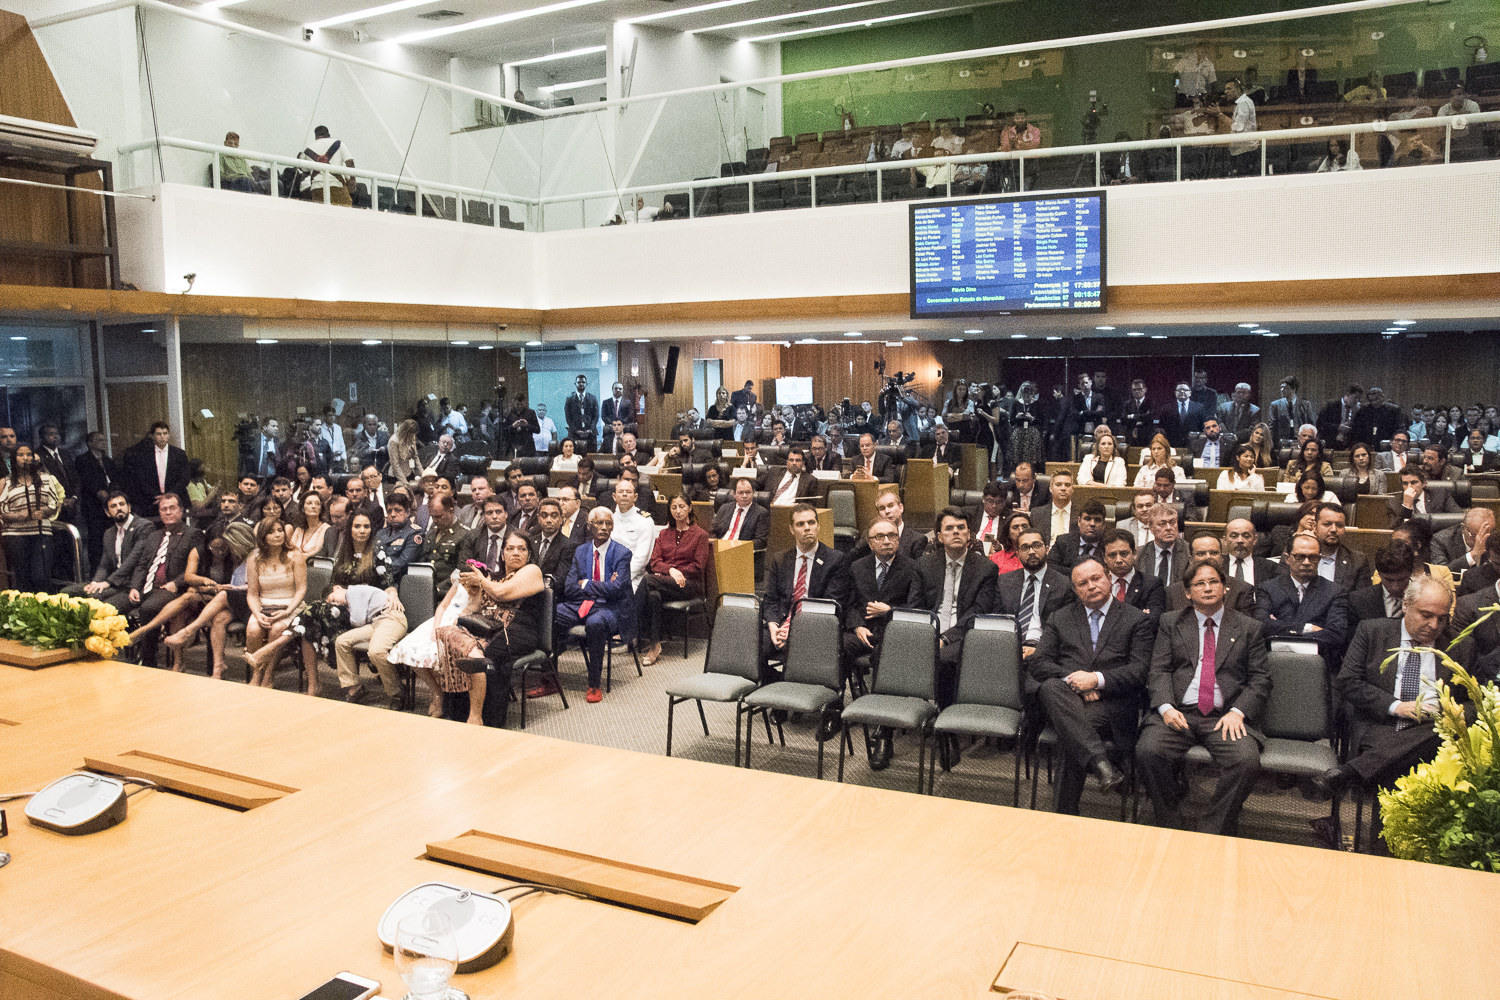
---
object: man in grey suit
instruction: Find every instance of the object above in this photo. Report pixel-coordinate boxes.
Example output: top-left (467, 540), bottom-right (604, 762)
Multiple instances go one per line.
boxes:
top-left (712, 477), bottom-right (769, 546)
top-left (1217, 383), bottom-right (1260, 439)
top-left (1376, 430), bottom-right (1415, 474)
top-left (1136, 559), bottom-right (1271, 835)
top-left (1267, 375), bottom-right (1317, 447)
top-left (1136, 504), bottom-right (1190, 586)
top-left (1029, 557), bottom-right (1156, 812)
top-left (62, 491), bottom-right (147, 611)
top-left (1029, 469), bottom-right (1075, 545)
top-left (1116, 491), bottom-right (1157, 550)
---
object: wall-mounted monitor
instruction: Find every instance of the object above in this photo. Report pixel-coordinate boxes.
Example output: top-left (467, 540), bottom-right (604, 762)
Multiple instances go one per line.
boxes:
top-left (910, 191), bottom-right (1106, 318)
top-left (774, 376), bottom-right (813, 406)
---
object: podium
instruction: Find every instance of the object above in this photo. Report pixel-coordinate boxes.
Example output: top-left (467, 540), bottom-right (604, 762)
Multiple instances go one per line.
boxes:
top-left (827, 479), bottom-right (882, 533)
top-left (713, 539), bottom-right (755, 596)
top-left (955, 443), bottom-right (987, 492)
top-left (649, 471), bottom-right (683, 505)
top-left (903, 459), bottom-right (950, 532)
top-left (767, 506), bottom-right (835, 563)
top-left (692, 500), bottom-right (715, 533)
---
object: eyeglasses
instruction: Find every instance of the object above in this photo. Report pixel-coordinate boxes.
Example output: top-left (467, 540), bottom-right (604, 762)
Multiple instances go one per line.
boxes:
top-left (1285, 553), bottom-right (1318, 562)
top-left (869, 532), bottom-right (898, 541)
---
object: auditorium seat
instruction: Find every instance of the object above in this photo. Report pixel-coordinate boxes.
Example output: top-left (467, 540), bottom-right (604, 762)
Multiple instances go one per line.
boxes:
top-left (1383, 70), bottom-right (1417, 93)
top-left (377, 186), bottom-right (417, 215)
top-left (793, 132), bottom-right (820, 148)
top-left (1467, 62), bottom-right (1500, 96)
top-left (462, 200), bottom-right (493, 226)
top-left (421, 194), bottom-right (457, 221)
top-left (1421, 68), bottom-right (1461, 98)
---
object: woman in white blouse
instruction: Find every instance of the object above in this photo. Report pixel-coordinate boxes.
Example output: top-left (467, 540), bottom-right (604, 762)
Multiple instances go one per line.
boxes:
top-left (1133, 433), bottom-right (1183, 488)
top-left (1216, 444), bottom-right (1266, 491)
top-left (1077, 430), bottom-right (1127, 486)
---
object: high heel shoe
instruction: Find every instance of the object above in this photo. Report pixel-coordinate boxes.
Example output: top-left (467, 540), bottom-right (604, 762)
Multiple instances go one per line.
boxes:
top-left (164, 627), bottom-right (200, 651)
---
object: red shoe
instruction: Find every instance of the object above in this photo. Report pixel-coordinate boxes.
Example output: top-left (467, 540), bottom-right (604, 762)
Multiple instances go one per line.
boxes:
top-left (586, 687), bottom-right (603, 703)
top-left (525, 678), bottom-right (561, 699)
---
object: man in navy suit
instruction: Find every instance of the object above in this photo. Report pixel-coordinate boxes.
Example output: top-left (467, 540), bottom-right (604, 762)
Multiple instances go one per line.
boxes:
top-left (555, 506), bottom-right (635, 703)
top-left (1158, 382), bottom-right (1206, 449)
top-left (1254, 531), bottom-right (1352, 651)
top-left (761, 503), bottom-right (851, 683)
top-left (1101, 529), bottom-right (1167, 616)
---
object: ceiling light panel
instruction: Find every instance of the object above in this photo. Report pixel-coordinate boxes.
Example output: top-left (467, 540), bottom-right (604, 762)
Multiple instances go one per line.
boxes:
top-left (307, 0), bottom-right (437, 29)
top-left (627, 0), bottom-right (767, 25)
top-left (691, 0), bottom-right (896, 34)
top-left (744, 4), bottom-right (973, 42)
top-left (505, 44), bottom-right (605, 66)
top-left (395, 0), bottom-right (611, 43)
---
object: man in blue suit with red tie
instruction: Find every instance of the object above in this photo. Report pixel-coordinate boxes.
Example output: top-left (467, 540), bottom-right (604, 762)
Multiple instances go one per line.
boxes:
top-left (555, 506), bottom-right (635, 703)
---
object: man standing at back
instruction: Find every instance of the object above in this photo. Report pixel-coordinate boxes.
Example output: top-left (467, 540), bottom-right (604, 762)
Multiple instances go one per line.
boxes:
top-left (296, 125), bottom-right (355, 206)
top-left (122, 421), bottom-right (190, 516)
top-left (564, 374), bottom-right (600, 453)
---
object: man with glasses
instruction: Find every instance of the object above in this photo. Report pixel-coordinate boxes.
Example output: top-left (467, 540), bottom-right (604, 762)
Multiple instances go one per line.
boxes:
top-left (1254, 532), bottom-right (1351, 652)
top-left (844, 517), bottom-right (923, 768)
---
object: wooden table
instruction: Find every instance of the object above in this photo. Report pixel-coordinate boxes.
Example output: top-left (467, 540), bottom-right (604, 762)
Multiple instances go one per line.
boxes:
top-left (2, 662), bottom-right (1496, 1000)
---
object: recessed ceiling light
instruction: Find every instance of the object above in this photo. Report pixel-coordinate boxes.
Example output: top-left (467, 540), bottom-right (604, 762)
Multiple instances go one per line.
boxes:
top-left (306, 0), bottom-right (432, 29)
top-left (1095, 325), bottom-right (1115, 331)
top-left (397, 3), bottom-right (610, 44)
top-left (691, 0), bottom-right (893, 34)
top-left (800, 337), bottom-right (818, 343)
top-left (9, 335), bottom-right (27, 341)
top-left (744, 4), bottom-right (972, 43)
top-left (844, 331), bottom-right (862, 337)
top-left (949, 338), bottom-right (964, 343)
top-left (541, 77), bottom-right (608, 93)
top-left (255, 338), bottom-right (278, 344)
top-left (902, 335), bottom-right (918, 341)
top-left (1046, 336), bottom-right (1062, 341)
top-left (1126, 331), bottom-right (1145, 337)
top-left (477, 344), bottom-right (495, 350)
top-left (734, 335), bottom-right (752, 341)
top-left (711, 339), bottom-right (726, 345)
top-left (1262, 332), bottom-right (1279, 338)
top-left (1238, 323), bottom-right (1257, 328)
top-left (1251, 328), bottom-right (1270, 334)
top-left (1150, 334), bottom-right (1168, 339)
top-left (505, 45), bottom-right (606, 67)
top-left (1393, 320), bottom-right (1416, 326)
top-left (964, 328), bottom-right (983, 334)
top-left (885, 341), bottom-right (902, 347)
top-left (633, 338), bottom-right (650, 343)
top-left (140, 327), bottom-right (158, 333)
top-left (361, 339), bottom-right (382, 345)
top-left (629, 0), bottom-right (763, 25)
top-left (450, 340), bottom-right (469, 345)
top-left (1010, 334), bottom-right (1026, 339)
top-left (526, 340), bottom-right (542, 347)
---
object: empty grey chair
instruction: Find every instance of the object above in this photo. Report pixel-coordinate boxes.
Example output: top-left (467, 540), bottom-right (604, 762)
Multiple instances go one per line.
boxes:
top-left (306, 557), bottom-right (333, 602)
top-left (829, 489), bottom-right (859, 548)
top-left (513, 586), bottom-right (559, 728)
top-left (838, 609), bottom-right (939, 794)
top-left (664, 595), bottom-right (760, 762)
top-left (1258, 649), bottom-right (1342, 834)
top-left (741, 599), bottom-right (843, 778)
top-left (932, 615), bottom-right (1024, 803)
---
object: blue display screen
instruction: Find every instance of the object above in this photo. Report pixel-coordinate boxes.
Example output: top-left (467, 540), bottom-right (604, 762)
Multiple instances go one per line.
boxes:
top-left (910, 192), bottom-right (1106, 317)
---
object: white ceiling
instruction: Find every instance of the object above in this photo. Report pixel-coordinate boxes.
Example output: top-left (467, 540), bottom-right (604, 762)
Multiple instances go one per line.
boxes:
top-left (220, 0), bottom-right (993, 63)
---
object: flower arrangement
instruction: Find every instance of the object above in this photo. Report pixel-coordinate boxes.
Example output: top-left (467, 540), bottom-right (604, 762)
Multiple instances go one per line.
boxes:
top-left (0, 590), bottom-right (131, 659)
top-left (1379, 612), bottom-right (1500, 872)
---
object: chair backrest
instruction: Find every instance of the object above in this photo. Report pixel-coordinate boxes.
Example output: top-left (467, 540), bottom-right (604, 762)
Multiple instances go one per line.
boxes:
top-left (532, 584), bottom-right (555, 656)
top-left (400, 562), bottom-right (436, 629)
top-left (874, 609), bottom-right (938, 702)
top-left (1264, 650), bottom-right (1329, 741)
top-left (828, 489), bottom-right (857, 528)
top-left (307, 557), bottom-right (333, 601)
top-left (955, 615), bottom-right (1022, 710)
top-left (704, 594), bottom-right (761, 683)
top-left (784, 599), bottom-right (842, 690)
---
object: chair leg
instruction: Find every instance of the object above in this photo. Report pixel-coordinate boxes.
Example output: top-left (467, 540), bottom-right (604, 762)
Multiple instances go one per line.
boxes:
top-left (631, 643), bottom-right (642, 677)
top-left (1331, 789), bottom-right (1343, 850)
top-left (604, 642), bottom-right (613, 693)
top-left (1011, 740), bottom-right (1022, 808)
top-left (696, 700), bottom-right (710, 736)
top-left (916, 727), bottom-right (928, 795)
top-left (744, 708), bottom-right (754, 769)
top-left (817, 730), bottom-right (825, 781)
top-left (837, 722), bottom-right (847, 782)
top-left (665, 695), bottom-right (676, 756)
top-left (762, 711), bottom-right (775, 745)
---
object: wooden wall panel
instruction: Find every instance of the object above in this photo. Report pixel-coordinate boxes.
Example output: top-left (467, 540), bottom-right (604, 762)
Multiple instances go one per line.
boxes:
top-left (0, 11), bottom-right (108, 290)
top-left (623, 339), bottom-right (781, 441)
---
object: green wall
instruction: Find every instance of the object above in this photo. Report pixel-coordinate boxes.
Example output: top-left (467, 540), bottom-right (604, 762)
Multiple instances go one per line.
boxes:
top-left (778, 0), bottom-right (1499, 143)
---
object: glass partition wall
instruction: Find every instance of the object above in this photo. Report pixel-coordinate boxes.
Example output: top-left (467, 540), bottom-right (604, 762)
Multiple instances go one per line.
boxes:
top-left (32, 0), bottom-right (1500, 232)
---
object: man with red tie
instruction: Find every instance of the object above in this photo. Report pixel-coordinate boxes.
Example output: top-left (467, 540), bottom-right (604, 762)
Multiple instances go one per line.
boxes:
top-left (554, 507), bottom-right (635, 703)
top-left (760, 503), bottom-right (850, 682)
top-left (1136, 558), bottom-right (1270, 835)
top-left (851, 433), bottom-right (895, 483)
top-left (125, 493), bottom-right (202, 666)
top-left (712, 477), bottom-right (769, 546)
top-left (970, 481), bottom-right (1009, 554)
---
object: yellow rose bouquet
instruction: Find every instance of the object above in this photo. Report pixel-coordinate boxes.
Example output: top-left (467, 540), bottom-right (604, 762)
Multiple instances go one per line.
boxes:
top-left (0, 591), bottom-right (129, 660)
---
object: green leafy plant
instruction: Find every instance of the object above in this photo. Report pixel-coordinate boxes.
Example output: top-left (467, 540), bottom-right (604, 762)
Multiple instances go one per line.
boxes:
top-left (0, 590), bottom-right (130, 658)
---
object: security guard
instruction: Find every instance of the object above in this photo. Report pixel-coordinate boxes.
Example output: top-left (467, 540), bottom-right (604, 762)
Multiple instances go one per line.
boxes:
top-left (374, 493), bottom-right (423, 584)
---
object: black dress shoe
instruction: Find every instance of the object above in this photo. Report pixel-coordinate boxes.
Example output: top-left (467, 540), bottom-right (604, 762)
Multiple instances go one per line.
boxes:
top-left (1091, 758), bottom-right (1126, 794)
top-left (1308, 815), bottom-right (1342, 850)
top-left (1311, 764), bottom-right (1357, 799)
top-left (769, 708), bottom-right (789, 725)
top-left (870, 734), bottom-right (893, 771)
top-left (938, 734), bottom-right (961, 771)
top-left (815, 711), bottom-right (842, 744)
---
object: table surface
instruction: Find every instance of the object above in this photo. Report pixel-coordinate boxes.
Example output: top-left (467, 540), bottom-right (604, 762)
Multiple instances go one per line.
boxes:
top-left (2, 661), bottom-right (1496, 1000)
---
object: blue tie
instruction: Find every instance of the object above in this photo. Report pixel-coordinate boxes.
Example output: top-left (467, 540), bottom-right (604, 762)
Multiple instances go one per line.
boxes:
top-left (1089, 609), bottom-right (1103, 650)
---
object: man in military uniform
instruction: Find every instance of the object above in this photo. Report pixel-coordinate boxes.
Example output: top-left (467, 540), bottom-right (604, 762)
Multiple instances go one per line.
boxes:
top-left (421, 494), bottom-right (472, 600)
top-left (374, 494), bottom-right (423, 585)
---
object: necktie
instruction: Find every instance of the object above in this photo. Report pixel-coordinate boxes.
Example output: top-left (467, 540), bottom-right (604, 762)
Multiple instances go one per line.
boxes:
top-left (537, 536), bottom-right (550, 566)
top-left (1295, 582), bottom-right (1305, 606)
top-left (144, 533), bottom-right (171, 594)
top-left (866, 458), bottom-right (874, 476)
top-left (1156, 548), bottom-right (1171, 582)
top-left (115, 524), bottom-right (126, 564)
top-left (1114, 577), bottom-right (1127, 603)
top-left (1397, 651), bottom-right (1422, 730)
top-left (981, 515), bottom-right (995, 541)
top-left (941, 561), bottom-right (960, 631)
top-left (787, 555), bottom-right (810, 624)
top-left (515, 512), bottom-right (528, 534)
top-left (1017, 574), bottom-right (1037, 636)
top-left (729, 506), bottom-right (745, 540)
top-left (773, 474), bottom-right (795, 504)
top-left (875, 560), bottom-right (887, 590)
top-left (486, 534), bottom-right (499, 569)
top-left (157, 450), bottom-right (168, 493)
top-left (1198, 618), bottom-right (1218, 715)
top-left (1233, 558), bottom-right (1246, 582)
top-left (578, 549), bottom-right (602, 618)
top-left (1180, 402), bottom-right (1187, 420)
top-left (1089, 609), bottom-right (1103, 650)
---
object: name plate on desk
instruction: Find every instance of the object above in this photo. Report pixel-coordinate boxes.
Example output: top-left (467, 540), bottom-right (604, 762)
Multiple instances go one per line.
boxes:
top-left (811, 469), bottom-right (840, 481)
top-left (84, 750), bottom-right (299, 810)
top-left (730, 467), bottom-right (758, 480)
top-left (1270, 640), bottom-right (1320, 655)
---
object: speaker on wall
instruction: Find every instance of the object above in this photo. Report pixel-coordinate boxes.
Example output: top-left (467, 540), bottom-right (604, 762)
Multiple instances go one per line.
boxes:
top-left (662, 345), bottom-right (680, 394)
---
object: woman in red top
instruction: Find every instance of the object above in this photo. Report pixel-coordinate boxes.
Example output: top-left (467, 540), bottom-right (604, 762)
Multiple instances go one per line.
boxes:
top-left (639, 493), bottom-right (712, 666)
top-left (989, 510), bottom-right (1031, 576)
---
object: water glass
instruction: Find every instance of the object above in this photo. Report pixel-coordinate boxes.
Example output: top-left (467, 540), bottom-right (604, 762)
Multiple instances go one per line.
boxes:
top-left (394, 911), bottom-right (459, 1000)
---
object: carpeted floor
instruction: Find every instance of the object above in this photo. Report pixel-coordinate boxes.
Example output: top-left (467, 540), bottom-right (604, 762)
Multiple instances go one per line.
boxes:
top-left (162, 630), bottom-right (1367, 853)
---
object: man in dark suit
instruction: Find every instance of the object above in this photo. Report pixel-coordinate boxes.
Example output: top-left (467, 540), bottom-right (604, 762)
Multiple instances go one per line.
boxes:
top-left (1349, 543), bottom-right (1416, 625)
top-left (125, 493), bottom-right (203, 666)
top-left (563, 374), bottom-right (600, 453)
top-left (880, 419), bottom-right (917, 457)
top-left (1350, 387), bottom-right (1404, 449)
top-left (1046, 499), bottom-right (1109, 570)
top-left (1005, 462), bottom-right (1050, 514)
top-left (554, 506), bottom-right (635, 703)
top-left (1216, 383), bottom-right (1260, 440)
top-left (849, 488), bottom-right (927, 563)
top-left (712, 477), bottom-right (769, 546)
top-left (848, 433), bottom-right (895, 483)
top-left (918, 423), bottom-right (962, 483)
top-left (729, 379), bottom-right (757, 411)
top-left (1165, 533), bottom-right (1256, 614)
top-left (1119, 379), bottom-right (1154, 448)
top-left (62, 491), bottom-right (147, 612)
top-left (36, 423), bottom-right (79, 521)
top-left (1222, 517), bottom-right (1279, 594)
top-left (1267, 375), bottom-right (1317, 447)
top-left (1071, 373), bottom-right (1109, 441)
top-left (913, 507), bottom-right (1000, 768)
top-left (1453, 556), bottom-right (1500, 661)
top-left (760, 503), bottom-right (850, 682)
top-left (1136, 559), bottom-right (1271, 835)
top-left (531, 497), bottom-right (579, 599)
top-left (969, 481), bottom-right (1010, 555)
top-left (121, 422), bottom-right (190, 516)
top-left (1029, 470), bottom-right (1075, 546)
top-left (417, 435), bottom-right (460, 483)
top-left (1454, 429), bottom-right (1499, 475)
top-left (1188, 417), bottom-right (1236, 470)
top-left (342, 476), bottom-right (385, 532)
top-left (600, 418), bottom-right (629, 457)
top-left (555, 486), bottom-right (589, 545)
top-left (1319, 576), bottom-right (1476, 801)
top-left (74, 430), bottom-right (119, 572)
top-left (497, 397), bottom-right (541, 459)
top-left (996, 527), bottom-right (1075, 654)
top-left (599, 381), bottom-right (629, 429)
top-left (1311, 502), bottom-right (1372, 593)
top-left (1158, 382), bottom-right (1205, 449)
top-left (1253, 531), bottom-right (1352, 650)
top-left (1315, 384), bottom-right (1363, 452)
top-left (844, 517), bottom-right (923, 767)
top-left (1101, 529), bottom-right (1167, 616)
top-left (350, 414), bottom-right (389, 471)
top-left (807, 435), bottom-right (843, 474)
top-left (764, 446), bottom-right (819, 508)
top-left (1030, 557), bottom-right (1156, 812)
top-left (1136, 504), bottom-right (1190, 585)
top-left (457, 496), bottom-right (513, 575)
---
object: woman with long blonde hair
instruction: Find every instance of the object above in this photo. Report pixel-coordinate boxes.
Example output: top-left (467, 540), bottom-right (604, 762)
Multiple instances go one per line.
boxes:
top-left (388, 419), bottom-right (422, 491)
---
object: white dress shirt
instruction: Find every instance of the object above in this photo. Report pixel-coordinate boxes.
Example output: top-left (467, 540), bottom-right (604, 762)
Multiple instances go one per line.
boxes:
top-left (1226, 555), bottom-right (1256, 587)
top-left (154, 445), bottom-right (169, 493)
top-left (1391, 623), bottom-right (1438, 714)
top-left (770, 471), bottom-right (800, 506)
top-left (610, 505), bottom-right (656, 588)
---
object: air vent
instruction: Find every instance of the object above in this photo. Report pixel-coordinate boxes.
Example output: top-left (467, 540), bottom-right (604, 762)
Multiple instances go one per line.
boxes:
top-left (785, 19), bottom-right (810, 25)
top-left (417, 9), bottom-right (465, 20)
